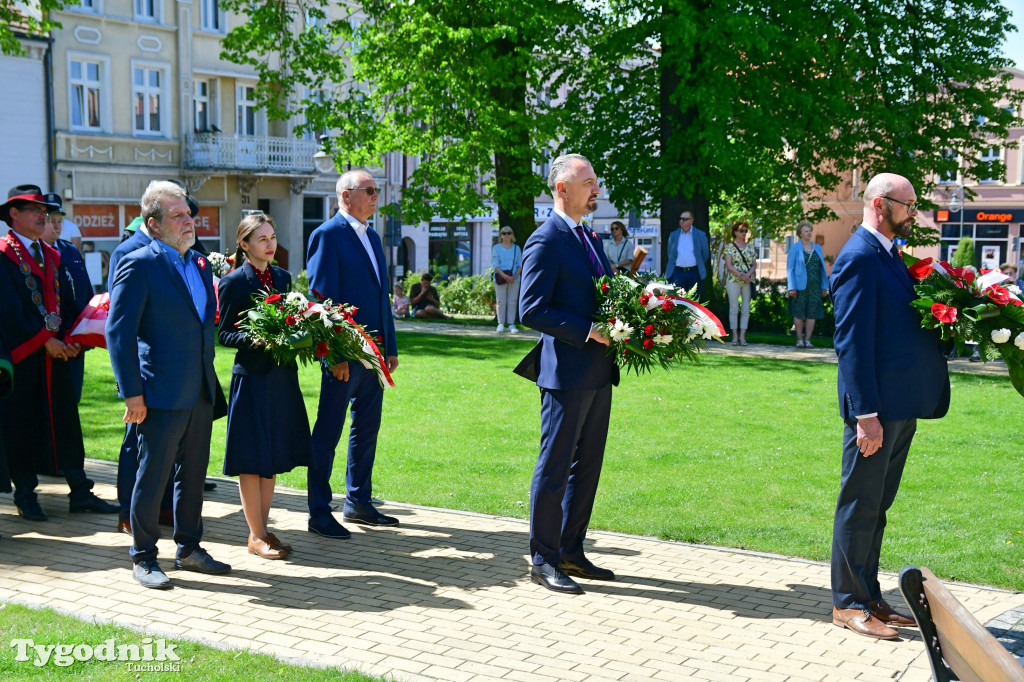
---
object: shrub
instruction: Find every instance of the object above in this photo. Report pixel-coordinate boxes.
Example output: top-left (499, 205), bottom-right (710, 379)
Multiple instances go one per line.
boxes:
top-left (951, 236), bottom-right (976, 269)
top-left (292, 269), bottom-right (309, 294)
top-left (745, 279), bottom-right (835, 336)
top-left (437, 274), bottom-right (496, 315)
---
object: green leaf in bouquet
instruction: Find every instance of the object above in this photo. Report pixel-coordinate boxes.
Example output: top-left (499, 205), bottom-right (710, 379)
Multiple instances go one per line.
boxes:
top-left (287, 331), bottom-right (312, 349)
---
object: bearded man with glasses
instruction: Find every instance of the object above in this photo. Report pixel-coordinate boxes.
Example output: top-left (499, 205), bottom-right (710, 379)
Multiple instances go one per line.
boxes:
top-left (827, 173), bottom-right (948, 640)
top-left (305, 169), bottom-right (399, 539)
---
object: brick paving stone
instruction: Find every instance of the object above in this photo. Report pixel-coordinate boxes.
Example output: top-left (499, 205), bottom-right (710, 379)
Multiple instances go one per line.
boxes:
top-left (3, 459), bottom-right (1023, 682)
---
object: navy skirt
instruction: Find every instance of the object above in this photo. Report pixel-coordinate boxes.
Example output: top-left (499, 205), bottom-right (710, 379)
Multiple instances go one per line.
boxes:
top-left (223, 364), bottom-right (312, 478)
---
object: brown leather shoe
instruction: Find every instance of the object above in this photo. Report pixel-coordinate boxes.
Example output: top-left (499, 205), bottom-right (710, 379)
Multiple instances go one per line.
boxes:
top-left (266, 532), bottom-right (292, 555)
top-left (247, 537), bottom-right (285, 560)
top-left (869, 599), bottom-right (917, 627)
top-left (117, 519), bottom-right (132, 535)
top-left (832, 607), bottom-right (899, 640)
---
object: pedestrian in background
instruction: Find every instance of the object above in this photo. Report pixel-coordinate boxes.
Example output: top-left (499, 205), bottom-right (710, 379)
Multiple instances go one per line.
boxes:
top-left (723, 221), bottom-right (756, 347)
top-left (787, 221), bottom-right (829, 348)
top-left (492, 226), bottom-right (522, 333)
top-left (603, 221), bottom-right (633, 275)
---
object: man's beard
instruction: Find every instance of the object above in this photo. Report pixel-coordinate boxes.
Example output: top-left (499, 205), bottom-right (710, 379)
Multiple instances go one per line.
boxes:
top-left (586, 197), bottom-right (598, 213)
top-left (882, 205), bottom-right (914, 239)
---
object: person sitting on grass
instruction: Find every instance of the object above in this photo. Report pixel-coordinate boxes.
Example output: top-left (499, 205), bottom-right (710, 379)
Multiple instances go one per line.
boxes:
top-left (392, 283), bottom-right (410, 318)
top-left (409, 273), bottom-right (447, 319)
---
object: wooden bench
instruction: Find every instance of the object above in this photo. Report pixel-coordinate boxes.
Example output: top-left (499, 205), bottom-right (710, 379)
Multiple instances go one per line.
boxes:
top-left (899, 566), bottom-right (1024, 682)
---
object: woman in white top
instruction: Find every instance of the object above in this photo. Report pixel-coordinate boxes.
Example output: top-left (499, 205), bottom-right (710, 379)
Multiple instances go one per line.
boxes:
top-left (603, 221), bottom-right (634, 275)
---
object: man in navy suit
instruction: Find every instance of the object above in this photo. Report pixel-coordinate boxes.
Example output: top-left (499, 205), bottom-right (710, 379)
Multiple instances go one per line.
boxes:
top-left (663, 210), bottom-right (711, 300)
top-left (306, 169), bottom-right (399, 539)
top-left (108, 181), bottom-right (229, 588)
top-left (518, 154), bottom-right (619, 594)
top-left (828, 173), bottom-right (949, 640)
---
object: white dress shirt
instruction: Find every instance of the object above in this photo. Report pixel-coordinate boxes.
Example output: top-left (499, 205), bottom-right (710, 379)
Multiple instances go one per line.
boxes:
top-left (553, 209), bottom-right (602, 267)
top-left (339, 209), bottom-right (381, 282)
top-left (675, 228), bottom-right (697, 267)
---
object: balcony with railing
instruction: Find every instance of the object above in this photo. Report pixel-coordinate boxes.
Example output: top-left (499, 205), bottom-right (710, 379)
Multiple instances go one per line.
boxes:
top-left (183, 134), bottom-right (318, 173)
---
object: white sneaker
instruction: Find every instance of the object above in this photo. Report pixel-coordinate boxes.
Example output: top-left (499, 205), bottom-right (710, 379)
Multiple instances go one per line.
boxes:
top-left (508, 325), bottom-right (520, 334)
top-left (496, 324), bottom-right (506, 333)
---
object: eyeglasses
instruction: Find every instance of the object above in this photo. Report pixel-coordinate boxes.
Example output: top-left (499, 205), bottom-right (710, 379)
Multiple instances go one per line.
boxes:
top-left (15, 205), bottom-right (47, 216)
top-left (348, 186), bottom-right (380, 196)
top-left (681, 216), bottom-right (693, 222)
top-left (736, 229), bottom-right (748, 233)
top-left (500, 231), bottom-right (512, 236)
top-left (882, 196), bottom-right (918, 213)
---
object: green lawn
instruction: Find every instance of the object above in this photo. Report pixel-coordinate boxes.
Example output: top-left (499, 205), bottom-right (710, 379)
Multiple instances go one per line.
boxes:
top-left (78, 331), bottom-right (1022, 589)
top-left (0, 603), bottom-right (380, 680)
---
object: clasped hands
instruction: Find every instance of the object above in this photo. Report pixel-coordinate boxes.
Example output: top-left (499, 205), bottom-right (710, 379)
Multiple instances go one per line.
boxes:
top-left (44, 337), bottom-right (81, 361)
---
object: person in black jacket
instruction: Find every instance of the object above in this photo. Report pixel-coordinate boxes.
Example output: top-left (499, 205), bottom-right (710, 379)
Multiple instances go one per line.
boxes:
top-left (218, 213), bottom-right (311, 560)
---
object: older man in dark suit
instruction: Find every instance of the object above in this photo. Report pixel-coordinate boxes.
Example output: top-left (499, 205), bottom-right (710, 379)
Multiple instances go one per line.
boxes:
top-left (306, 169), bottom-right (398, 539)
top-left (107, 180), bottom-right (228, 589)
top-left (828, 173), bottom-right (949, 640)
top-left (518, 154), bottom-right (619, 595)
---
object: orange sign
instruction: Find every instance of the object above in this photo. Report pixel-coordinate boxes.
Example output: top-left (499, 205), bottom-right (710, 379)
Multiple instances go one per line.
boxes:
top-left (73, 204), bottom-right (119, 238)
top-left (124, 205), bottom-right (142, 224)
top-left (975, 211), bottom-right (1013, 223)
top-left (936, 210), bottom-right (949, 222)
top-left (193, 206), bottom-right (219, 237)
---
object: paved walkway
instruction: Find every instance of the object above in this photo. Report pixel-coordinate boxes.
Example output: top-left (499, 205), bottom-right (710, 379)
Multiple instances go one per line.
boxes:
top-left (2, 460), bottom-right (1022, 681)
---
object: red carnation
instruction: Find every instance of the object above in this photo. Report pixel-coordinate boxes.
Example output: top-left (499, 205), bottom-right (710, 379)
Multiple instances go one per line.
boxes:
top-left (644, 324), bottom-right (655, 336)
top-left (661, 300), bottom-right (674, 312)
top-left (986, 285), bottom-right (1011, 305)
top-left (265, 294), bottom-right (282, 304)
top-left (607, 317), bottom-right (616, 324)
top-left (907, 257), bottom-right (934, 280)
top-left (643, 338), bottom-right (655, 350)
top-left (639, 293), bottom-right (652, 306)
top-left (333, 325), bottom-right (343, 334)
top-left (930, 302), bottom-right (957, 324)
top-left (374, 335), bottom-right (384, 345)
top-left (285, 315), bottom-right (297, 326)
top-left (312, 288), bottom-right (324, 300)
top-left (278, 305), bottom-right (285, 311)
top-left (600, 282), bottom-right (610, 294)
top-left (315, 341), bottom-right (329, 357)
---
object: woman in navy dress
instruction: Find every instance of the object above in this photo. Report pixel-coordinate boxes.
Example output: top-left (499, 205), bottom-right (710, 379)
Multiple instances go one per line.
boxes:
top-left (218, 213), bottom-right (311, 559)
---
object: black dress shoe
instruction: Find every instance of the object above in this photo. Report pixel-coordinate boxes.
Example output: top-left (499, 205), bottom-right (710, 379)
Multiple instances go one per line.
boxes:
top-left (69, 493), bottom-right (119, 514)
top-left (307, 516), bottom-right (351, 539)
top-left (175, 547), bottom-right (231, 574)
top-left (17, 499), bottom-right (48, 521)
top-left (558, 556), bottom-right (616, 581)
top-left (531, 563), bottom-right (583, 594)
top-left (203, 481), bottom-right (217, 492)
top-left (342, 505), bottom-right (399, 526)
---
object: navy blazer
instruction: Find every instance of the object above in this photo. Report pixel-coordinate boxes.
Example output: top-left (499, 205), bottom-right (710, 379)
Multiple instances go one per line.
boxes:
top-left (518, 214), bottom-right (619, 391)
top-left (664, 226), bottom-right (711, 281)
top-left (306, 211), bottom-right (396, 358)
top-left (829, 226), bottom-right (949, 421)
top-left (107, 230), bottom-right (153, 292)
top-left (218, 262), bottom-right (293, 376)
top-left (56, 239), bottom-right (93, 316)
top-left (107, 240), bottom-right (218, 411)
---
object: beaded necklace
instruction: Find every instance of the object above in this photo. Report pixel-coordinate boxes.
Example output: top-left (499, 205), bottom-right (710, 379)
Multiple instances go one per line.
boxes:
top-left (3, 232), bottom-right (62, 332)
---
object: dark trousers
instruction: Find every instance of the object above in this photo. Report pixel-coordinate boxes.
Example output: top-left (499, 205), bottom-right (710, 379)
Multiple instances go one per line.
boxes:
top-left (129, 393), bottom-right (212, 564)
top-left (669, 268), bottom-right (703, 301)
top-left (116, 423), bottom-right (172, 522)
top-left (530, 384), bottom-right (612, 566)
top-left (308, 362), bottom-right (383, 521)
top-left (11, 468), bottom-right (93, 507)
top-left (831, 417), bottom-right (916, 609)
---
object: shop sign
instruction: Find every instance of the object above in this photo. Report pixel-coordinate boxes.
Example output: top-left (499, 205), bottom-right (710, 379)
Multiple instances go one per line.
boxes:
top-left (934, 208), bottom-right (1024, 223)
top-left (73, 204), bottom-right (119, 238)
top-left (123, 205), bottom-right (218, 237)
top-left (429, 223), bottom-right (471, 239)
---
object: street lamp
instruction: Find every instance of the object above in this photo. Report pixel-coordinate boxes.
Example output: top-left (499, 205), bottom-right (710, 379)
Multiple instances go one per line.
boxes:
top-left (948, 182), bottom-right (965, 259)
top-left (313, 138), bottom-right (336, 174)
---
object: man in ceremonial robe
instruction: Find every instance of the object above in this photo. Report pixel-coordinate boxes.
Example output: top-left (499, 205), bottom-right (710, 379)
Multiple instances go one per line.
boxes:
top-left (0, 184), bottom-right (117, 521)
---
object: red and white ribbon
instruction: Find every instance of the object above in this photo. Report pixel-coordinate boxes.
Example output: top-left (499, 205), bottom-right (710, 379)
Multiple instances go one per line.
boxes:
top-left (643, 282), bottom-right (726, 337)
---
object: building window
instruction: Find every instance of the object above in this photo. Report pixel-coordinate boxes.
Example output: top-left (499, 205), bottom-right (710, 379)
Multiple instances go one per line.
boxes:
top-left (754, 237), bottom-right (772, 261)
top-left (78, 0), bottom-right (98, 12)
top-left (939, 149), bottom-right (958, 184)
top-left (133, 66), bottom-right (163, 135)
top-left (236, 84), bottom-right (263, 136)
top-left (193, 79), bottom-right (219, 132)
top-left (134, 0), bottom-right (158, 21)
top-left (69, 58), bottom-right (103, 131)
top-left (980, 146), bottom-right (1001, 184)
top-left (201, 0), bottom-right (224, 32)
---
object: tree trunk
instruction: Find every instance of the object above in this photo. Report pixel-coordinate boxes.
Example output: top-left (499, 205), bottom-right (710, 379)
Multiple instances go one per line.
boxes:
top-left (491, 37), bottom-right (536, 249)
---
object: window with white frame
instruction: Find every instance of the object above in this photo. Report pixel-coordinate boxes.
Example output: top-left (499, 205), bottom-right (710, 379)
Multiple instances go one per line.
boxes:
top-left (193, 79), bottom-right (220, 132)
top-left (132, 65), bottom-right (166, 135)
top-left (201, 0), bottom-right (224, 32)
top-left (305, 6), bottom-right (327, 32)
top-left (78, 0), bottom-right (98, 12)
top-left (236, 84), bottom-right (264, 136)
top-left (69, 57), bottom-right (104, 131)
top-left (980, 146), bottom-right (1002, 184)
top-left (755, 237), bottom-right (773, 261)
top-left (134, 0), bottom-right (158, 21)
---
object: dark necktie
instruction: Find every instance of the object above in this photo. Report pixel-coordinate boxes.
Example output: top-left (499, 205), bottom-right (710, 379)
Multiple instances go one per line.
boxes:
top-left (31, 241), bottom-right (43, 267)
top-left (573, 225), bottom-right (603, 276)
top-left (890, 244), bottom-right (911, 279)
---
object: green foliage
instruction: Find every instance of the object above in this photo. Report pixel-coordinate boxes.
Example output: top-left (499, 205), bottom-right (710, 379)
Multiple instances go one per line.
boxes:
top-left (951, 236), bottom-right (977, 268)
top-left (436, 274), bottom-right (496, 316)
top-left (291, 269), bottom-right (309, 294)
top-left (565, 0), bottom-right (1021, 245)
top-left (0, 0), bottom-right (66, 56)
top-left (403, 270), bottom-right (423, 295)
